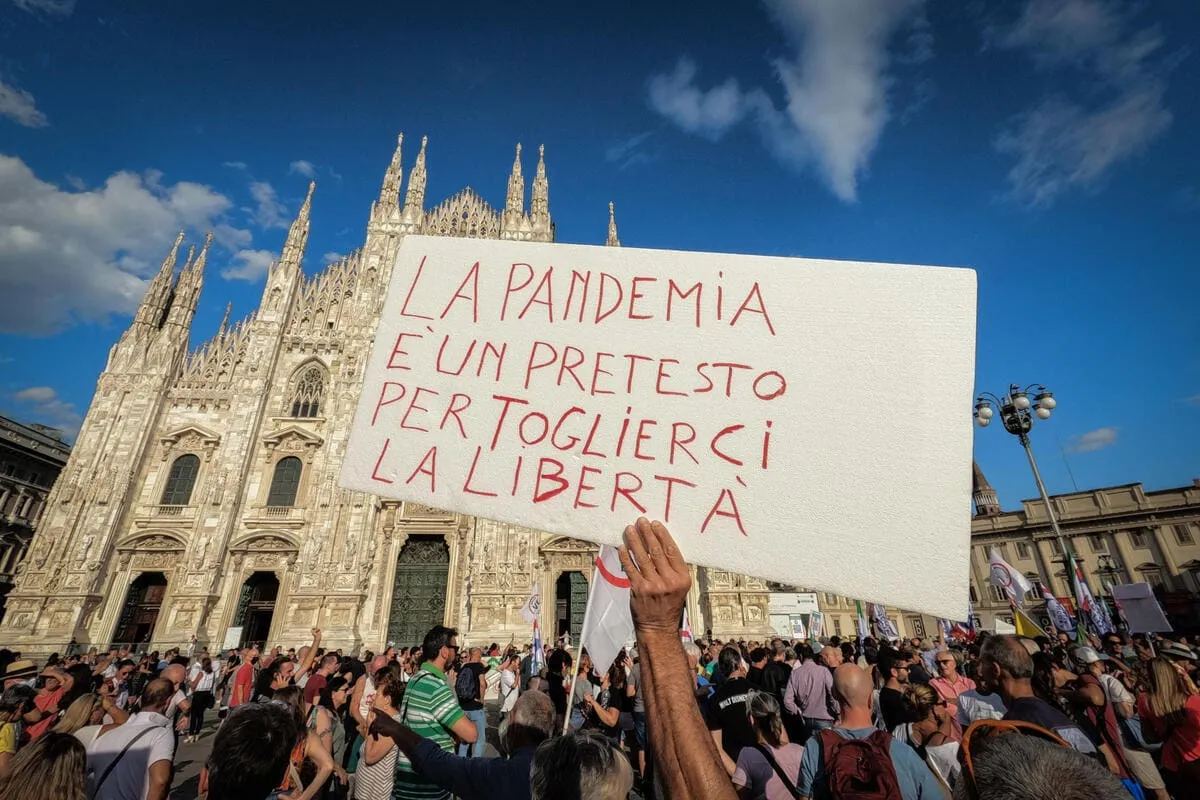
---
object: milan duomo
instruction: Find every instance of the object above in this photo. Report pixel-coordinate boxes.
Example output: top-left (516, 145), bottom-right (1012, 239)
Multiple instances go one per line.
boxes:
top-left (0, 134), bottom-right (783, 654)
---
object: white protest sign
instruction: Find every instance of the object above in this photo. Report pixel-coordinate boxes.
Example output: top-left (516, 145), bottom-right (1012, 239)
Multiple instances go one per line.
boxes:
top-left (1110, 583), bottom-right (1173, 634)
top-left (222, 626), bottom-right (244, 651)
top-left (340, 236), bottom-right (976, 620)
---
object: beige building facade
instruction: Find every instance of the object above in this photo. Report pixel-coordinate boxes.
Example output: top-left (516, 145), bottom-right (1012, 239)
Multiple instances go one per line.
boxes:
top-left (969, 463), bottom-right (1200, 632)
top-left (0, 135), bottom-right (775, 656)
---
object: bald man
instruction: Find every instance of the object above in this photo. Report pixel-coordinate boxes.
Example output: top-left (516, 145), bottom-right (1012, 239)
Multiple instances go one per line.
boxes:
top-left (796, 664), bottom-right (942, 800)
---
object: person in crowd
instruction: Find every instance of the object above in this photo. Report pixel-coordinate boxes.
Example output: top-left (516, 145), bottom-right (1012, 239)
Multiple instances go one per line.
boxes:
top-left (892, 683), bottom-right (959, 789)
top-left (1, 659), bottom-right (36, 690)
top-left (370, 687), bottom-right (555, 800)
top-left (392, 626), bottom-right (478, 800)
top-left (783, 643), bottom-right (839, 745)
top-left (1042, 651), bottom-right (1129, 781)
top-left (303, 653), bottom-right (340, 707)
top-left (229, 646), bottom-right (258, 709)
top-left (955, 722), bottom-right (1128, 800)
top-left (25, 665), bottom-right (70, 741)
top-left (798, 663), bottom-right (944, 799)
top-left (1138, 655), bottom-right (1200, 796)
top-left (55, 692), bottom-right (126, 737)
top-left (185, 656), bottom-right (215, 743)
top-left (454, 647), bottom-right (488, 757)
top-left (570, 652), bottom-right (598, 732)
top-left (270, 686), bottom-right (337, 800)
top-left (706, 645), bottom-right (758, 775)
top-left (975, 635), bottom-right (1098, 756)
top-left (747, 648), bottom-right (770, 689)
top-left (731, 692), bottom-right (805, 800)
top-left (202, 702), bottom-right (300, 800)
top-left (310, 675), bottom-right (351, 795)
top-left (877, 649), bottom-right (916, 731)
top-left (254, 658), bottom-right (295, 703)
top-left (498, 653), bottom-right (521, 721)
top-left (0, 731), bottom-right (87, 800)
top-left (761, 643), bottom-right (793, 706)
top-left (530, 730), bottom-right (634, 800)
top-left (347, 653), bottom-right (388, 772)
top-left (1076, 647), bottom-right (1168, 800)
top-left (928, 649), bottom-right (973, 737)
top-left (84, 678), bottom-right (175, 800)
top-left (582, 663), bottom-right (622, 744)
top-left (0, 686), bottom-right (34, 778)
top-left (682, 641), bottom-right (713, 701)
top-left (546, 648), bottom-right (572, 731)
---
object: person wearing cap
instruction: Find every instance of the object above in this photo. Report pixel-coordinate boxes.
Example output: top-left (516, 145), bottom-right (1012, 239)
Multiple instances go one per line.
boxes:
top-left (1, 660), bottom-right (37, 690)
top-left (1076, 645), bottom-right (1169, 799)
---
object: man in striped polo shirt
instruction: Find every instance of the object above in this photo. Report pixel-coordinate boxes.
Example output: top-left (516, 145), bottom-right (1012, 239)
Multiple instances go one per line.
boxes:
top-left (392, 625), bottom-right (479, 800)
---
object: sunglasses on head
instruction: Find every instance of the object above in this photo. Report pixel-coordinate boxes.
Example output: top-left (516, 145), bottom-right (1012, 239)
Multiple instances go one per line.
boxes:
top-left (958, 719), bottom-right (1069, 800)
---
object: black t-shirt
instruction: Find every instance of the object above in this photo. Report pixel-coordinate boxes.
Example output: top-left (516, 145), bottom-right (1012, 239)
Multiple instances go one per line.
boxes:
top-left (762, 661), bottom-right (792, 701)
top-left (747, 666), bottom-right (766, 689)
top-left (704, 677), bottom-right (757, 761)
top-left (548, 671), bottom-right (568, 715)
top-left (1003, 696), bottom-right (1100, 755)
top-left (457, 662), bottom-right (487, 711)
top-left (584, 688), bottom-right (621, 742)
top-left (878, 686), bottom-right (914, 730)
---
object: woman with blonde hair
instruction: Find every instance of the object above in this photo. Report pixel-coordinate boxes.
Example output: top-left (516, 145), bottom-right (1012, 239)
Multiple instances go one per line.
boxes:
top-left (0, 731), bottom-right (87, 800)
top-left (892, 682), bottom-right (959, 789)
top-left (54, 692), bottom-right (126, 739)
top-left (731, 692), bottom-right (805, 800)
top-left (1138, 656), bottom-right (1200, 796)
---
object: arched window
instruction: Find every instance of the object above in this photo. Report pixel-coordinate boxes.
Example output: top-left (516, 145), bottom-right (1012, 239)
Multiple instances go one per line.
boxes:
top-left (289, 366), bottom-right (325, 418)
top-left (160, 454), bottom-right (200, 506)
top-left (267, 457), bottom-right (302, 507)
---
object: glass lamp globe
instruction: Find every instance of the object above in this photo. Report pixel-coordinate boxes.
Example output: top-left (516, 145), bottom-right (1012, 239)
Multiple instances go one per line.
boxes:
top-left (977, 405), bottom-right (994, 420)
top-left (976, 415), bottom-right (991, 427)
top-left (1013, 394), bottom-right (1031, 410)
top-left (1035, 407), bottom-right (1051, 419)
top-left (1040, 395), bottom-right (1057, 410)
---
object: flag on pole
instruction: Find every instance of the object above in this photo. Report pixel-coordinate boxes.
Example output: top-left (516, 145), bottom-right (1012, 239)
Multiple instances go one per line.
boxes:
top-left (680, 607), bottom-right (694, 642)
top-left (855, 600), bottom-right (870, 640)
top-left (989, 548), bottom-right (1034, 606)
top-left (1066, 551), bottom-right (1114, 636)
top-left (520, 583), bottom-right (542, 625)
top-left (1012, 603), bottom-right (1049, 638)
top-left (578, 545), bottom-right (636, 675)
top-left (1041, 584), bottom-right (1076, 637)
top-left (531, 620), bottom-right (544, 672)
top-left (870, 603), bottom-right (899, 641)
top-left (809, 611), bottom-right (825, 642)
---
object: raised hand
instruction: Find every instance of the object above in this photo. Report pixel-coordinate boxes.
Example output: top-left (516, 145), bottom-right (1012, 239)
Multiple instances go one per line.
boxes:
top-left (618, 517), bottom-right (691, 635)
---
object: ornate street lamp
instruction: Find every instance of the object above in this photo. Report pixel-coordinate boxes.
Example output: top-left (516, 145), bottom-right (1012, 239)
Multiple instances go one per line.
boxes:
top-left (974, 385), bottom-right (1072, 561)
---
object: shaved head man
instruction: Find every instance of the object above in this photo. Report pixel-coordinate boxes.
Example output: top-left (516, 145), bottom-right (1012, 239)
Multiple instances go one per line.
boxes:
top-left (796, 664), bottom-right (943, 800)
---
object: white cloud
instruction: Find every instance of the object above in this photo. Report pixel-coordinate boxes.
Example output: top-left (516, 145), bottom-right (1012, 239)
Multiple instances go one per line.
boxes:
top-left (11, 0), bottom-right (75, 15)
top-left (1184, 394), bottom-right (1200, 406)
top-left (321, 251), bottom-right (345, 265)
top-left (247, 181), bottom-right (289, 229)
top-left (221, 249), bottom-right (275, 282)
top-left (223, 161), bottom-right (248, 170)
top-left (994, 0), bottom-right (1171, 205)
top-left (0, 78), bottom-right (49, 128)
top-left (0, 154), bottom-right (253, 334)
top-left (11, 386), bottom-right (82, 438)
top-left (1067, 426), bottom-right (1119, 453)
top-left (289, 160), bottom-right (316, 178)
top-left (646, 0), bottom-right (926, 202)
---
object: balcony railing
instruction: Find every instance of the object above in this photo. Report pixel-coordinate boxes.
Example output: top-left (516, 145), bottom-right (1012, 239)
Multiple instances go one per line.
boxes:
top-left (148, 505), bottom-right (196, 519)
top-left (249, 505), bottom-right (305, 520)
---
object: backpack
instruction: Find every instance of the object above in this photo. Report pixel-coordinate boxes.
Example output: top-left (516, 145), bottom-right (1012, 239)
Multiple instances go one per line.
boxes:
top-left (819, 729), bottom-right (903, 800)
top-left (455, 665), bottom-right (479, 702)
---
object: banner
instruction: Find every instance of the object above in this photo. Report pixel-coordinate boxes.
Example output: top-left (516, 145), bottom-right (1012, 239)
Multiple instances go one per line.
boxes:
top-left (870, 603), bottom-right (900, 641)
top-left (520, 583), bottom-right (541, 625)
top-left (1041, 585), bottom-right (1076, 636)
top-left (1012, 605), bottom-right (1048, 638)
top-left (808, 611), bottom-right (825, 641)
top-left (578, 545), bottom-right (636, 675)
top-left (340, 237), bottom-right (977, 620)
top-left (1110, 583), bottom-right (1172, 634)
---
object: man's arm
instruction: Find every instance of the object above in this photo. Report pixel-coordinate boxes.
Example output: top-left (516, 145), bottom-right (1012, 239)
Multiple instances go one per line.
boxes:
top-left (618, 517), bottom-right (737, 800)
top-left (449, 713), bottom-right (477, 743)
top-left (369, 715), bottom-right (492, 798)
top-left (146, 760), bottom-right (172, 800)
top-left (301, 628), bottom-right (322, 675)
top-left (477, 671), bottom-right (487, 704)
top-left (783, 669), bottom-right (802, 716)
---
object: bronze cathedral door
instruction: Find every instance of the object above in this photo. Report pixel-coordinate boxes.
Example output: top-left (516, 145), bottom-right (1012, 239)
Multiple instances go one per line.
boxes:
top-left (387, 537), bottom-right (450, 648)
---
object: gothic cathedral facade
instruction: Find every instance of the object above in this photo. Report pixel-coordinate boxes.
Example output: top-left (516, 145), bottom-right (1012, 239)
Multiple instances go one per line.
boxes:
top-left (0, 135), bottom-right (775, 654)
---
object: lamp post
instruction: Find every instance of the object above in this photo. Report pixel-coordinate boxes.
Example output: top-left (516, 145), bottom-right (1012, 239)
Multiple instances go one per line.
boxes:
top-left (974, 384), bottom-right (1073, 565)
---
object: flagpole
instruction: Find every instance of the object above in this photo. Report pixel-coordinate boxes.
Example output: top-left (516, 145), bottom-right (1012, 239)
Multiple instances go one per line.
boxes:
top-left (562, 564), bottom-right (601, 736)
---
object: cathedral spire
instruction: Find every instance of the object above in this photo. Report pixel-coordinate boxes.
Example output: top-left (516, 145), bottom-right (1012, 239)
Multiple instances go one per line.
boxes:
top-left (606, 201), bottom-right (620, 247)
top-left (377, 132), bottom-right (403, 211)
top-left (280, 181), bottom-right (315, 269)
top-left (218, 301), bottom-right (232, 336)
top-left (134, 231), bottom-right (185, 328)
top-left (531, 144), bottom-right (551, 241)
top-left (403, 135), bottom-right (428, 214)
top-left (166, 232), bottom-right (212, 331)
top-left (972, 460), bottom-right (1001, 517)
top-left (505, 143), bottom-right (525, 216)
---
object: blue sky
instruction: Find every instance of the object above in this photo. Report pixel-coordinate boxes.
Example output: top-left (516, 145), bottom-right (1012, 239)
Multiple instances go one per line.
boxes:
top-left (0, 0), bottom-right (1196, 510)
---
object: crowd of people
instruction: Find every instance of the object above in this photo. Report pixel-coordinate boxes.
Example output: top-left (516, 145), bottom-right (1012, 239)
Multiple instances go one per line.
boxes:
top-left (0, 518), bottom-right (1194, 800)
